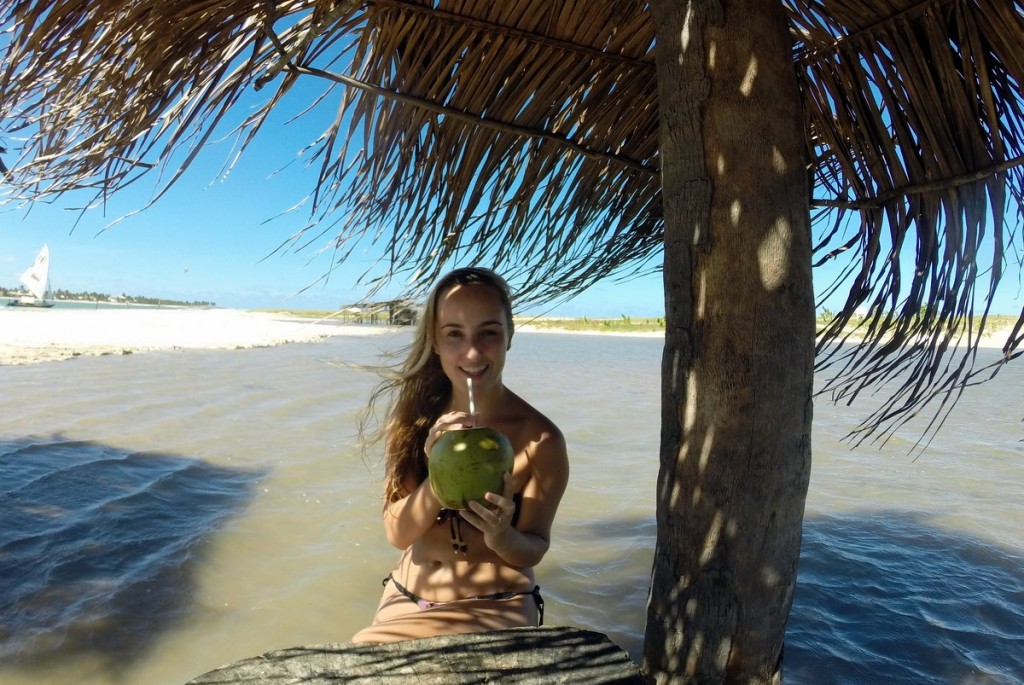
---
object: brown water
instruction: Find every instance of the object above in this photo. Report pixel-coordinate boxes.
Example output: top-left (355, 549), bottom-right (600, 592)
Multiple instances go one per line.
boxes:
top-left (1, 330), bottom-right (1021, 684)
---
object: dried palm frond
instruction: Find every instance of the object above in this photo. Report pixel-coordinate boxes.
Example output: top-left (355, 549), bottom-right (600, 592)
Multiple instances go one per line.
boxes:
top-left (790, 0), bottom-right (1024, 444)
top-left (0, 0), bottom-right (1021, 442)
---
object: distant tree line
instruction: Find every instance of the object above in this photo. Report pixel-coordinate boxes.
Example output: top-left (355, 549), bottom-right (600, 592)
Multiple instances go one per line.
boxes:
top-left (1, 285), bottom-right (214, 307)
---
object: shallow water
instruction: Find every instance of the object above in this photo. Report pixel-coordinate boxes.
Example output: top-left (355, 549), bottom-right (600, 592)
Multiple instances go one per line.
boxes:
top-left (0, 331), bottom-right (1021, 684)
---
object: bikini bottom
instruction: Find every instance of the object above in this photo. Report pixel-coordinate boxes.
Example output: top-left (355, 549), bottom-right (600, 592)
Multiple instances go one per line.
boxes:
top-left (383, 574), bottom-right (544, 626)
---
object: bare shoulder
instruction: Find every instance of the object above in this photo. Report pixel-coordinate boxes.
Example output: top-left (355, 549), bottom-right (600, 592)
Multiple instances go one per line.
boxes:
top-left (512, 397), bottom-right (568, 485)
top-left (526, 410), bottom-right (565, 457)
top-left (501, 391), bottom-right (565, 454)
top-left (497, 391), bottom-right (568, 538)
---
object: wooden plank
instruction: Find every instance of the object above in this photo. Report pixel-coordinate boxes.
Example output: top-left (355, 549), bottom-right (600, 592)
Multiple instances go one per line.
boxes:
top-left (187, 626), bottom-right (647, 684)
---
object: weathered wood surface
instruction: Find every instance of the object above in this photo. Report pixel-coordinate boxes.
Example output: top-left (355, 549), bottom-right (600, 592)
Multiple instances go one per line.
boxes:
top-left (187, 626), bottom-right (647, 684)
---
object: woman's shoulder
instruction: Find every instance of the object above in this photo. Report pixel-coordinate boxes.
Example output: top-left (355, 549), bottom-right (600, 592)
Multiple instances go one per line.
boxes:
top-left (528, 408), bottom-right (565, 447)
top-left (502, 390), bottom-right (563, 436)
top-left (501, 393), bottom-right (566, 465)
top-left (513, 400), bottom-right (568, 495)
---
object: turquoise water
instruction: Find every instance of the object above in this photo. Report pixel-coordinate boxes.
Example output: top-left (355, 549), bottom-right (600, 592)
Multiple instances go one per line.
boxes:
top-left (0, 330), bottom-right (1021, 684)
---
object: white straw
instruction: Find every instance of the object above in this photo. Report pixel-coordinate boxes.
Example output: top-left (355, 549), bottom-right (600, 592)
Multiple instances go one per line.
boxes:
top-left (467, 377), bottom-right (476, 416)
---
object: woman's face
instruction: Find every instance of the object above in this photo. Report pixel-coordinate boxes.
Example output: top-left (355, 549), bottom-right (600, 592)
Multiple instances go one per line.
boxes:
top-left (432, 282), bottom-right (510, 393)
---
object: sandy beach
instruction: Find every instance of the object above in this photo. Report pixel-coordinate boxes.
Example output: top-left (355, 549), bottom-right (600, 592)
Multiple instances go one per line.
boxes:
top-left (518, 320), bottom-right (1020, 354)
top-left (1, 306), bottom-right (1017, 365)
top-left (0, 307), bottom-right (391, 365)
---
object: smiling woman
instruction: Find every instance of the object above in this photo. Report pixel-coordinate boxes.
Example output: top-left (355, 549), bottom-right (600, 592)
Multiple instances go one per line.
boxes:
top-left (352, 267), bottom-right (569, 643)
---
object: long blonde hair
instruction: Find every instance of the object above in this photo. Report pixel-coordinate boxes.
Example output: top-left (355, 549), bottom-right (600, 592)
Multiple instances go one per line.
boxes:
top-left (363, 268), bottom-right (514, 507)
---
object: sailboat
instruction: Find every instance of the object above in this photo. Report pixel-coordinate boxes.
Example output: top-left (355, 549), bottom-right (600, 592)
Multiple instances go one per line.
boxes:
top-left (8, 244), bottom-right (55, 308)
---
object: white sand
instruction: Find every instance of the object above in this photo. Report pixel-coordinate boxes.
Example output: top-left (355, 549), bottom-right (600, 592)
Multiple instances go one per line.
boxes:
top-left (1, 306), bottom-right (1016, 366)
top-left (517, 322), bottom-right (1019, 350)
top-left (0, 307), bottom-right (391, 365)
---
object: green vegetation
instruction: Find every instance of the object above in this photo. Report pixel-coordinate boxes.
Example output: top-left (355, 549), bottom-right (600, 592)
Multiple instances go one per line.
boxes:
top-left (256, 310), bottom-right (1019, 337)
top-left (816, 309), bottom-right (1017, 337)
top-left (253, 309), bottom-right (669, 332)
top-left (1, 286), bottom-right (214, 307)
top-left (253, 308), bottom-right (341, 319)
top-left (514, 315), bottom-right (666, 333)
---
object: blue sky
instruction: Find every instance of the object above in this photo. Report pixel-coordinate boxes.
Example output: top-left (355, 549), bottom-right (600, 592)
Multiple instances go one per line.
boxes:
top-left (2, 95), bottom-right (1021, 318)
top-left (0, 91), bottom-right (670, 317)
top-left (0, 175), bottom-right (668, 316)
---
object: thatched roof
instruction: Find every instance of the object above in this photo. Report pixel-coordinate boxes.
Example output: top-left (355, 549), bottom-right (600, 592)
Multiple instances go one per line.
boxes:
top-left (1, 0), bottom-right (1022, 438)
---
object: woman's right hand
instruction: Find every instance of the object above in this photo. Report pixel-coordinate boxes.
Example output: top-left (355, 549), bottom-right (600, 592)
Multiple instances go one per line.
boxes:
top-left (424, 411), bottom-right (477, 457)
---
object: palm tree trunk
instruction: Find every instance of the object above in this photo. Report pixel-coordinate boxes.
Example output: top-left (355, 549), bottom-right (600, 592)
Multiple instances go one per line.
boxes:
top-left (643, 1), bottom-right (815, 683)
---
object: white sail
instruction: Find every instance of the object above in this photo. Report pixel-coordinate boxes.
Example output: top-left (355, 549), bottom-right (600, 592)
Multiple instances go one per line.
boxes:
top-left (18, 244), bottom-right (52, 301)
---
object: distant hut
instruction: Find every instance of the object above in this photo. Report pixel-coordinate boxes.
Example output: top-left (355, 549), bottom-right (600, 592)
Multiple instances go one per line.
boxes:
top-left (338, 299), bottom-right (419, 325)
top-left (390, 299), bottom-right (419, 326)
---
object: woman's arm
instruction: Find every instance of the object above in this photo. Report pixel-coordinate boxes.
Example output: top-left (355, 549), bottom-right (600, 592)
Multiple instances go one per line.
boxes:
top-left (383, 474), bottom-right (442, 550)
top-left (382, 411), bottom-right (475, 549)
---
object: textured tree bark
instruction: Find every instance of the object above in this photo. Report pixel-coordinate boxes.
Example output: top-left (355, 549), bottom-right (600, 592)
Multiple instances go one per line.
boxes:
top-left (643, 1), bottom-right (815, 683)
top-left (186, 626), bottom-right (646, 684)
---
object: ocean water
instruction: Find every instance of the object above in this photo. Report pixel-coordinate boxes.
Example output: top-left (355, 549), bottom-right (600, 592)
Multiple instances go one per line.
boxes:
top-left (0, 330), bottom-right (1021, 684)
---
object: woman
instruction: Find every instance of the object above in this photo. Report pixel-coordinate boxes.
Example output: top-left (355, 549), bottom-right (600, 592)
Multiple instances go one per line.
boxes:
top-left (351, 267), bottom-right (569, 643)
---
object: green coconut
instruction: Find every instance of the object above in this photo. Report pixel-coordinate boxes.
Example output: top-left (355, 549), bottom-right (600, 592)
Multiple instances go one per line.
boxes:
top-left (428, 426), bottom-right (514, 510)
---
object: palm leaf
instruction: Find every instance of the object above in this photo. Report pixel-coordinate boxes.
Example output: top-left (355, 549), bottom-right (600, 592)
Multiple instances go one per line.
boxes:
top-left (1, 0), bottom-right (1021, 441)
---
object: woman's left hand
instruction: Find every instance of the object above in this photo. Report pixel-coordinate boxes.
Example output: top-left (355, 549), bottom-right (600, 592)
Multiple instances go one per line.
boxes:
top-left (463, 471), bottom-right (516, 548)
